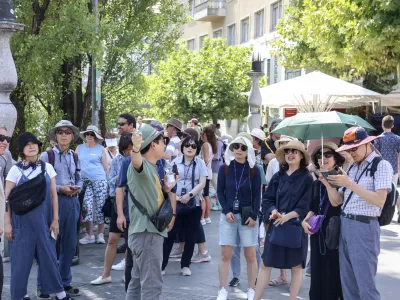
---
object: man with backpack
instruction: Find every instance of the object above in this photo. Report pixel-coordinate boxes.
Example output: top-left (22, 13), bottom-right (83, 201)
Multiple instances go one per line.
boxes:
top-left (324, 127), bottom-right (393, 300)
top-left (38, 120), bottom-right (82, 299)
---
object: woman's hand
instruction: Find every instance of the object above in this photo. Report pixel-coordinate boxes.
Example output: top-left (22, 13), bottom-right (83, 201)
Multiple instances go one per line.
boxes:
top-left (179, 194), bottom-right (191, 204)
top-left (302, 220), bottom-right (314, 235)
top-left (245, 217), bottom-right (257, 227)
top-left (50, 219), bottom-right (59, 236)
top-left (269, 209), bottom-right (281, 220)
top-left (274, 214), bottom-right (290, 226)
top-left (4, 223), bottom-right (12, 241)
top-left (226, 212), bottom-right (235, 223)
top-left (318, 173), bottom-right (331, 189)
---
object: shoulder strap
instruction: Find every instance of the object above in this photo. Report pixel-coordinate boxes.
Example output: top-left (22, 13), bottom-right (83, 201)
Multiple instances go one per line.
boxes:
top-left (264, 138), bottom-right (274, 154)
top-left (47, 149), bottom-right (55, 167)
top-left (40, 160), bottom-right (46, 174)
top-left (72, 151), bottom-right (80, 172)
top-left (192, 160), bottom-right (196, 189)
top-left (369, 156), bottom-right (382, 178)
top-left (126, 185), bottom-right (150, 217)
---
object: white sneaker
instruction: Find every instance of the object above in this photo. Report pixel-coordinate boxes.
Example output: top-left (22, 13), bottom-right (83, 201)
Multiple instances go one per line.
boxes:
top-left (217, 288), bottom-right (228, 300)
top-left (200, 219), bottom-right (206, 226)
top-left (181, 267), bottom-right (191, 276)
top-left (169, 245), bottom-right (183, 258)
top-left (91, 276), bottom-right (112, 285)
top-left (161, 270), bottom-right (166, 276)
top-left (79, 234), bottom-right (95, 245)
top-left (112, 258), bottom-right (126, 271)
top-left (96, 233), bottom-right (106, 244)
top-left (247, 288), bottom-right (255, 300)
top-left (192, 251), bottom-right (211, 263)
top-left (205, 217), bottom-right (211, 224)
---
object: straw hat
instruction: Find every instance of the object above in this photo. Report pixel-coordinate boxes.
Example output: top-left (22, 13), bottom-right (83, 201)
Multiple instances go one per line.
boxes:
top-left (80, 125), bottom-right (103, 141)
top-left (311, 142), bottom-right (339, 167)
top-left (336, 127), bottom-right (378, 152)
top-left (275, 140), bottom-right (310, 165)
top-left (274, 135), bottom-right (297, 149)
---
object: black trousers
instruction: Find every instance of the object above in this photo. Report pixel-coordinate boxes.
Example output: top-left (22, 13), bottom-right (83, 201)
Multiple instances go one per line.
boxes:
top-left (124, 223), bottom-right (132, 292)
top-left (162, 206), bottom-right (202, 270)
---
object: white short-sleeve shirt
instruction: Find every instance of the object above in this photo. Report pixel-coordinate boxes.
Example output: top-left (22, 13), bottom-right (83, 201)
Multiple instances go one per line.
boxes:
top-left (6, 163), bottom-right (57, 185)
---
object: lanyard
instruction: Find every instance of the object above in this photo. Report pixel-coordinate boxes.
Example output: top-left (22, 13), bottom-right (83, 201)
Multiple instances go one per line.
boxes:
top-left (183, 161), bottom-right (193, 186)
top-left (319, 184), bottom-right (327, 213)
top-left (156, 161), bottom-right (164, 187)
top-left (234, 161), bottom-right (246, 199)
top-left (62, 153), bottom-right (74, 182)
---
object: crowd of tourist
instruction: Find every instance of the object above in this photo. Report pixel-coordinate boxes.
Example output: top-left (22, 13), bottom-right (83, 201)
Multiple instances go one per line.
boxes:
top-left (0, 113), bottom-right (398, 300)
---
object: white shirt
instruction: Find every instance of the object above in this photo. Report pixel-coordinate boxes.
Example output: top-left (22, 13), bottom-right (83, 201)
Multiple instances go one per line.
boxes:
top-left (265, 158), bottom-right (280, 185)
top-left (6, 163), bottom-right (57, 185)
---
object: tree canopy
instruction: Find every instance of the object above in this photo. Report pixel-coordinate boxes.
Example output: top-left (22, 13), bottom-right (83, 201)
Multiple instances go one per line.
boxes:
top-left (272, 0), bottom-right (400, 87)
top-left (147, 38), bottom-right (253, 123)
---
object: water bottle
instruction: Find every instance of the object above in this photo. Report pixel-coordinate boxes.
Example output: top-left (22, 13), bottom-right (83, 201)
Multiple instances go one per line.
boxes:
top-left (165, 161), bottom-right (175, 187)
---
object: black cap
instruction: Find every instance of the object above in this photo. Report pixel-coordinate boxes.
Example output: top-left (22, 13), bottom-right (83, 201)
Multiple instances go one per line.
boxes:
top-left (270, 118), bottom-right (282, 131)
top-left (18, 132), bottom-right (42, 153)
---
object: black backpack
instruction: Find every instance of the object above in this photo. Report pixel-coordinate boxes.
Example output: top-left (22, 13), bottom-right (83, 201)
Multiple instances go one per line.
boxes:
top-left (47, 149), bottom-right (79, 171)
top-left (347, 157), bottom-right (398, 226)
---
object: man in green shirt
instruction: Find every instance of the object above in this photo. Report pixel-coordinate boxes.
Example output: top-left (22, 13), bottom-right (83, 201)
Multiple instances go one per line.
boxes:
top-left (125, 124), bottom-right (175, 300)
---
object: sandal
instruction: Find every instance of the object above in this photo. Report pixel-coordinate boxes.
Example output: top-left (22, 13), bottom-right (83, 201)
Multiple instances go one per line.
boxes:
top-left (269, 276), bottom-right (288, 287)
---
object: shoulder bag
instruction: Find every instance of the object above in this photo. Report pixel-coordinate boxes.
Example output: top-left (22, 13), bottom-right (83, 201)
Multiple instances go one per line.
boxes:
top-left (8, 161), bottom-right (47, 215)
top-left (308, 183), bottom-right (329, 233)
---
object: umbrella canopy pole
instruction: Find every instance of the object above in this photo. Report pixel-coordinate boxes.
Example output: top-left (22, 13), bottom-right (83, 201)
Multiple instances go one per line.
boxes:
top-left (321, 127), bottom-right (324, 169)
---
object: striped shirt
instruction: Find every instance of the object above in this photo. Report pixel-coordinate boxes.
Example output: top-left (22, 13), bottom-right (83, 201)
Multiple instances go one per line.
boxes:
top-left (342, 151), bottom-right (393, 217)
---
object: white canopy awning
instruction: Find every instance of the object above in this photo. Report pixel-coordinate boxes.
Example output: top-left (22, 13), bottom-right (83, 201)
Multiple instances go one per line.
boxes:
top-left (380, 88), bottom-right (400, 107)
top-left (249, 71), bottom-right (381, 111)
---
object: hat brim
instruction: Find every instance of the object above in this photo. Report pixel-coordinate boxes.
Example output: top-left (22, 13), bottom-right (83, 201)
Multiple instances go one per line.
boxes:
top-left (336, 136), bottom-right (378, 152)
top-left (311, 143), bottom-right (339, 167)
top-left (276, 145), bottom-right (310, 165)
top-left (79, 130), bottom-right (104, 141)
top-left (141, 130), bottom-right (163, 150)
top-left (167, 122), bottom-right (182, 131)
top-left (48, 125), bottom-right (80, 142)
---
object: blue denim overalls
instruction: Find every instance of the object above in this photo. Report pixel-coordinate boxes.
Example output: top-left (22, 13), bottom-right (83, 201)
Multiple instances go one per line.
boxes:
top-left (9, 165), bottom-right (63, 300)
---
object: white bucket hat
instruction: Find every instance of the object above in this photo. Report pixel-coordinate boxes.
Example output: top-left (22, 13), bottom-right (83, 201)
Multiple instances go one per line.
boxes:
top-left (80, 125), bottom-right (104, 141)
top-left (224, 136), bottom-right (256, 168)
top-left (250, 128), bottom-right (266, 141)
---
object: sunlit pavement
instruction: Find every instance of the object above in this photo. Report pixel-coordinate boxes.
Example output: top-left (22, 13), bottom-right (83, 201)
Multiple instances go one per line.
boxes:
top-left (3, 209), bottom-right (400, 299)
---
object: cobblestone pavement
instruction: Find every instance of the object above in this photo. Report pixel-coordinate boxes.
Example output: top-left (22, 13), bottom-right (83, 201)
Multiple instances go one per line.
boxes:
top-left (3, 209), bottom-right (400, 299)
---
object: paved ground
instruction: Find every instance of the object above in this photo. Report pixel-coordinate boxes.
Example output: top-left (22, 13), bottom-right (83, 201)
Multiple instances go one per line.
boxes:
top-left (3, 210), bottom-right (400, 299)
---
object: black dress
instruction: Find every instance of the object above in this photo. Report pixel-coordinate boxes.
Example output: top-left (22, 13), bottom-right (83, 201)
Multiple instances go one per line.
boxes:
top-left (261, 169), bottom-right (313, 269)
top-left (309, 180), bottom-right (343, 300)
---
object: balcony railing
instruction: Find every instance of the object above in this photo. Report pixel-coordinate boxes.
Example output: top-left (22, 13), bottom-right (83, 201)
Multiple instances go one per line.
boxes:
top-left (194, 0), bottom-right (226, 22)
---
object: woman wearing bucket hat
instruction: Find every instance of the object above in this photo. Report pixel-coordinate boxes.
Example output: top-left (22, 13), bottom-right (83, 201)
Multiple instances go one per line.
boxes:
top-left (4, 132), bottom-right (73, 300)
top-left (255, 140), bottom-right (313, 300)
top-left (302, 142), bottom-right (344, 300)
top-left (76, 125), bottom-right (109, 245)
top-left (216, 135), bottom-right (261, 300)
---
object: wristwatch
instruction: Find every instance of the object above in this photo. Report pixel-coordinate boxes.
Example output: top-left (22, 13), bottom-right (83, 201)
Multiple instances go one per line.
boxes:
top-left (189, 192), bottom-right (194, 198)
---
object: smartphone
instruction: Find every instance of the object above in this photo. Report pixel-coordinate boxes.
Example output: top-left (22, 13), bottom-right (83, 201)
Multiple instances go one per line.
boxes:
top-left (321, 168), bottom-right (342, 188)
top-left (70, 186), bottom-right (80, 190)
top-left (172, 164), bottom-right (179, 176)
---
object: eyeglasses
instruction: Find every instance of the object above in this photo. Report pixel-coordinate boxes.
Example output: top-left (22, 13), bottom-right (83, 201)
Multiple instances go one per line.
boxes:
top-left (56, 129), bottom-right (73, 135)
top-left (117, 122), bottom-right (128, 127)
top-left (184, 143), bottom-right (197, 149)
top-left (84, 132), bottom-right (96, 137)
top-left (346, 147), bottom-right (358, 153)
top-left (0, 134), bottom-right (11, 143)
top-left (315, 152), bottom-right (334, 159)
top-left (232, 144), bottom-right (248, 151)
top-left (284, 149), bottom-right (300, 155)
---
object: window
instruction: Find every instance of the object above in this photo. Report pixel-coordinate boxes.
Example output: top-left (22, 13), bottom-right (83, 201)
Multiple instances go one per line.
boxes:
top-left (188, 0), bottom-right (194, 17)
top-left (271, 1), bottom-right (283, 32)
top-left (227, 24), bottom-right (236, 46)
top-left (285, 69), bottom-right (302, 80)
top-left (187, 39), bottom-right (195, 51)
top-left (199, 34), bottom-right (208, 48)
top-left (213, 29), bottom-right (223, 38)
top-left (240, 17), bottom-right (249, 43)
top-left (254, 9), bottom-right (264, 38)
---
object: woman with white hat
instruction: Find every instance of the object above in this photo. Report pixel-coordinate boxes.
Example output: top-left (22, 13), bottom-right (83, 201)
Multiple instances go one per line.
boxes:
top-left (104, 132), bottom-right (119, 170)
top-left (216, 135), bottom-right (261, 300)
top-left (76, 125), bottom-right (109, 245)
top-left (255, 140), bottom-right (313, 300)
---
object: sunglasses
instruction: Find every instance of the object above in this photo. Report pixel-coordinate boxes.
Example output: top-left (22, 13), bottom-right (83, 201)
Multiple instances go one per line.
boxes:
top-left (0, 134), bottom-right (11, 143)
top-left (117, 122), bottom-right (128, 127)
top-left (184, 143), bottom-right (197, 149)
top-left (232, 144), bottom-right (248, 151)
top-left (316, 152), bottom-right (334, 159)
top-left (284, 149), bottom-right (300, 155)
top-left (56, 129), bottom-right (73, 135)
top-left (84, 132), bottom-right (96, 137)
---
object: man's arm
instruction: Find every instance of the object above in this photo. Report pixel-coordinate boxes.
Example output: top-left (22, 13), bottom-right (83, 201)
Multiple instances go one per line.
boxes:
top-left (131, 128), bottom-right (143, 171)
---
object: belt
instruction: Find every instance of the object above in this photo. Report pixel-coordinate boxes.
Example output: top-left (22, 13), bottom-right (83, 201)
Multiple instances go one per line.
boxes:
top-left (341, 212), bottom-right (378, 224)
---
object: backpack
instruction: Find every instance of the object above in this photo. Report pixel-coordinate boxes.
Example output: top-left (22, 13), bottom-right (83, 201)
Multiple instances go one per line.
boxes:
top-left (47, 149), bottom-right (80, 172)
top-left (346, 157), bottom-right (398, 226)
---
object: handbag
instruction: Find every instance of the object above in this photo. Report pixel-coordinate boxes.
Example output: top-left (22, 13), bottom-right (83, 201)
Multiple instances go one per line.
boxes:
top-left (8, 161), bottom-right (47, 215)
top-left (176, 160), bottom-right (197, 216)
top-left (308, 184), bottom-right (329, 234)
top-left (268, 182), bottom-right (302, 249)
top-left (240, 170), bottom-right (253, 225)
top-left (127, 186), bottom-right (173, 232)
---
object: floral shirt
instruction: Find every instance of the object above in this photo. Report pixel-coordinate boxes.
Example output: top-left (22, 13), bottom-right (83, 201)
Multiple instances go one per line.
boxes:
top-left (374, 132), bottom-right (400, 174)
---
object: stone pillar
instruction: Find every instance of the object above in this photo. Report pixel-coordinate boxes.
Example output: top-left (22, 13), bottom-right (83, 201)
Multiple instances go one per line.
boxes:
top-left (0, 1), bottom-right (23, 135)
top-left (0, 0), bottom-right (24, 260)
top-left (247, 58), bottom-right (264, 132)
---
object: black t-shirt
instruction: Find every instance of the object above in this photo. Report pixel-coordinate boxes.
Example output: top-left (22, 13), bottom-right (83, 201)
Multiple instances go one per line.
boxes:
top-left (261, 137), bottom-right (277, 161)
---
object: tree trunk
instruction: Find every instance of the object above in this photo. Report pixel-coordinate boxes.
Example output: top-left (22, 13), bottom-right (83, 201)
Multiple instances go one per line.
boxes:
top-left (81, 56), bottom-right (93, 129)
top-left (99, 93), bottom-right (107, 136)
top-left (9, 83), bottom-right (26, 159)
